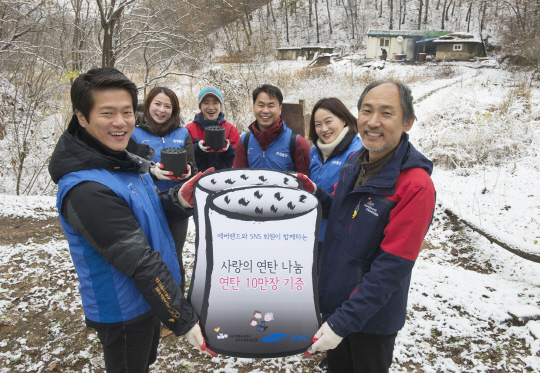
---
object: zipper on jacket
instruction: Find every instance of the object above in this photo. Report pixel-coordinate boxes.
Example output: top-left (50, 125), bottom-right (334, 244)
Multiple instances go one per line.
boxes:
top-left (263, 151), bottom-right (265, 158)
top-left (162, 137), bottom-right (165, 143)
top-left (349, 197), bottom-right (364, 231)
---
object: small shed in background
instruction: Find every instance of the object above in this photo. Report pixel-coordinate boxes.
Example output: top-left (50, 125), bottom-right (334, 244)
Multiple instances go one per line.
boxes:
top-left (433, 32), bottom-right (486, 61)
top-left (365, 30), bottom-right (425, 60)
top-left (277, 46), bottom-right (334, 60)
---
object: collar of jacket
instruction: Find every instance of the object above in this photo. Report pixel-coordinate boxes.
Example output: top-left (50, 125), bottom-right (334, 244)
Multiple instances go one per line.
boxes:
top-left (315, 131), bottom-right (357, 162)
top-left (248, 117), bottom-right (284, 151)
top-left (135, 113), bottom-right (182, 137)
top-left (346, 133), bottom-right (433, 196)
top-left (194, 112), bottom-right (225, 130)
top-left (48, 115), bottom-right (154, 184)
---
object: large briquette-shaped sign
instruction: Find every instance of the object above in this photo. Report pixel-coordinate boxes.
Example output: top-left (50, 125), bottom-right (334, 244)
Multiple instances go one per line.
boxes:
top-left (188, 169), bottom-right (321, 358)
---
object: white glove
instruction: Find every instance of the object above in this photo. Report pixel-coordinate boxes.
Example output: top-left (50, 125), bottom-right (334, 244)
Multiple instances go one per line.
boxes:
top-left (150, 162), bottom-right (175, 180)
top-left (305, 322), bottom-right (343, 356)
top-left (198, 140), bottom-right (211, 152)
top-left (185, 323), bottom-right (217, 357)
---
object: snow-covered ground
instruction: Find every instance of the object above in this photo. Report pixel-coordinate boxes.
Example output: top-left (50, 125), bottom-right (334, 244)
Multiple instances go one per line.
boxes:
top-left (1, 60), bottom-right (539, 372)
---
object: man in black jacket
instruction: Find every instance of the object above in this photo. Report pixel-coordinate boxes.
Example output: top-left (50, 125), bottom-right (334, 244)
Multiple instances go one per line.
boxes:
top-left (49, 67), bottom-right (215, 373)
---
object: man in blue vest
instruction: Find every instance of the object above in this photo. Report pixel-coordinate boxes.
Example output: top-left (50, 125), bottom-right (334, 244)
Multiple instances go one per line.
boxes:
top-left (48, 67), bottom-right (215, 373)
top-left (233, 84), bottom-right (311, 174)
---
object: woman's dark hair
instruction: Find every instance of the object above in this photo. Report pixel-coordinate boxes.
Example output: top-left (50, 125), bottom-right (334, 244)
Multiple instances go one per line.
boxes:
top-left (252, 84), bottom-right (283, 105)
top-left (71, 67), bottom-right (138, 122)
top-left (144, 87), bottom-right (181, 137)
top-left (309, 97), bottom-right (358, 144)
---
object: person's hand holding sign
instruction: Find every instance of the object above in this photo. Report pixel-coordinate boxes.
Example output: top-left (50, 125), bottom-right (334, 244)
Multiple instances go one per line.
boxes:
top-left (304, 322), bottom-right (343, 356)
top-left (177, 168), bottom-right (215, 208)
top-left (295, 173), bottom-right (317, 194)
top-left (185, 323), bottom-right (217, 357)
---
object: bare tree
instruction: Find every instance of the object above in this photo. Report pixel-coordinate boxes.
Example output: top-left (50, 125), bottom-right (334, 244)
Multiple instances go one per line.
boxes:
top-left (326, 0), bottom-right (333, 34)
top-left (418, 0), bottom-right (423, 29)
top-left (315, 0), bottom-right (320, 43)
top-left (389, 0), bottom-right (394, 29)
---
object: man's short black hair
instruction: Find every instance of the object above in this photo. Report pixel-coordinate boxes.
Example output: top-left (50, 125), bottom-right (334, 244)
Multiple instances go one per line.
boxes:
top-left (357, 80), bottom-right (415, 125)
top-left (252, 84), bottom-right (283, 105)
top-left (71, 67), bottom-right (139, 122)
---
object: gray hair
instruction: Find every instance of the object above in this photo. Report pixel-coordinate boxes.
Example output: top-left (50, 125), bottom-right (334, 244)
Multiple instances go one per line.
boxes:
top-left (357, 81), bottom-right (415, 125)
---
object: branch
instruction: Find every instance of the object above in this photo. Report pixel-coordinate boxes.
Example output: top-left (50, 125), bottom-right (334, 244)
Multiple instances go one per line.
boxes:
top-left (444, 206), bottom-right (540, 263)
top-left (138, 71), bottom-right (212, 89)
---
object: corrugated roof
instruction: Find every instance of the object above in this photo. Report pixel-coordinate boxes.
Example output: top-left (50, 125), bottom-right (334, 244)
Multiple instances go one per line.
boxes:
top-left (367, 29), bottom-right (425, 37)
top-left (433, 39), bottom-right (482, 43)
top-left (416, 38), bottom-right (438, 43)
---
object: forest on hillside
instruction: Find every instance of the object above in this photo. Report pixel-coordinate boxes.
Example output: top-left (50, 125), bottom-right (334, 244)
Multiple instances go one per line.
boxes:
top-left (0, 0), bottom-right (539, 196)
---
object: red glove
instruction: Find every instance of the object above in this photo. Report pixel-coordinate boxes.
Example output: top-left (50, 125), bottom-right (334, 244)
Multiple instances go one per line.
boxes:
top-left (216, 139), bottom-right (230, 153)
top-left (169, 164), bottom-right (191, 182)
top-left (177, 168), bottom-right (215, 208)
top-left (295, 173), bottom-right (317, 194)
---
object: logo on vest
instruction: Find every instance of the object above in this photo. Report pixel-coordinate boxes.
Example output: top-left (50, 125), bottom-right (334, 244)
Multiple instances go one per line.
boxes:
top-left (364, 198), bottom-right (378, 217)
top-left (331, 160), bottom-right (342, 165)
top-left (276, 151), bottom-right (289, 158)
top-left (142, 140), bottom-right (150, 145)
top-left (173, 140), bottom-right (184, 144)
top-left (247, 147), bottom-right (254, 156)
top-left (127, 183), bottom-right (137, 194)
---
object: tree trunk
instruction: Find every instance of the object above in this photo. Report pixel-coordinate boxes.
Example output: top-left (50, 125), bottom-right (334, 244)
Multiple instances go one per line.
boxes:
top-left (479, 0), bottom-right (487, 35)
top-left (326, 0), bottom-right (333, 34)
top-left (348, 0), bottom-right (355, 38)
top-left (423, 0), bottom-right (428, 23)
top-left (389, 0), bottom-right (394, 29)
top-left (445, 0), bottom-right (452, 21)
top-left (417, 0), bottom-right (423, 29)
top-left (315, 0), bottom-right (320, 43)
top-left (441, 0), bottom-right (446, 29)
top-left (269, 1), bottom-right (276, 22)
top-left (466, 1), bottom-right (472, 32)
top-left (309, 0), bottom-right (313, 26)
top-left (243, 4), bottom-right (252, 37)
top-left (285, 4), bottom-right (289, 43)
top-left (402, 0), bottom-right (407, 24)
top-left (240, 17), bottom-right (251, 46)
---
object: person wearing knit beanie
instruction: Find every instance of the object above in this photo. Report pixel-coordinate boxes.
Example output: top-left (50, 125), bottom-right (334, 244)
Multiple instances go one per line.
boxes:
top-left (198, 87), bottom-right (224, 110)
top-left (185, 87), bottom-right (240, 172)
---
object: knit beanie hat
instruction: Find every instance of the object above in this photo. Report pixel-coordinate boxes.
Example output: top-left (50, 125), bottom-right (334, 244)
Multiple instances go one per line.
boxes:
top-left (198, 87), bottom-right (224, 109)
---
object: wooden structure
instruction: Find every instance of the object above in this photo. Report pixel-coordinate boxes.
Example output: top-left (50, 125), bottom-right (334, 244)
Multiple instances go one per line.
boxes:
top-left (365, 30), bottom-right (425, 60)
top-left (433, 32), bottom-right (486, 61)
top-left (281, 100), bottom-right (310, 141)
top-left (277, 46), bottom-right (334, 60)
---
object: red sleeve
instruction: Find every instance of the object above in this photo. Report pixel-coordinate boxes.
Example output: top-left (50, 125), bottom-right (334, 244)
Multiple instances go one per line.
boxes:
top-left (233, 135), bottom-right (248, 168)
top-left (293, 135), bottom-right (311, 175)
top-left (185, 122), bottom-right (201, 141)
top-left (225, 123), bottom-right (241, 148)
top-left (381, 168), bottom-right (436, 261)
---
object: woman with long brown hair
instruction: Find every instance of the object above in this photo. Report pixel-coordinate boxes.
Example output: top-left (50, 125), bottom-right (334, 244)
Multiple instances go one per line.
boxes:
top-left (132, 86), bottom-right (196, 293)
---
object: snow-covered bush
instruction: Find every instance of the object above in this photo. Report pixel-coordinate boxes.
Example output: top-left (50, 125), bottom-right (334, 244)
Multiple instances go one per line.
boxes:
top-left (417, 79), bottom-right (538, 169)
